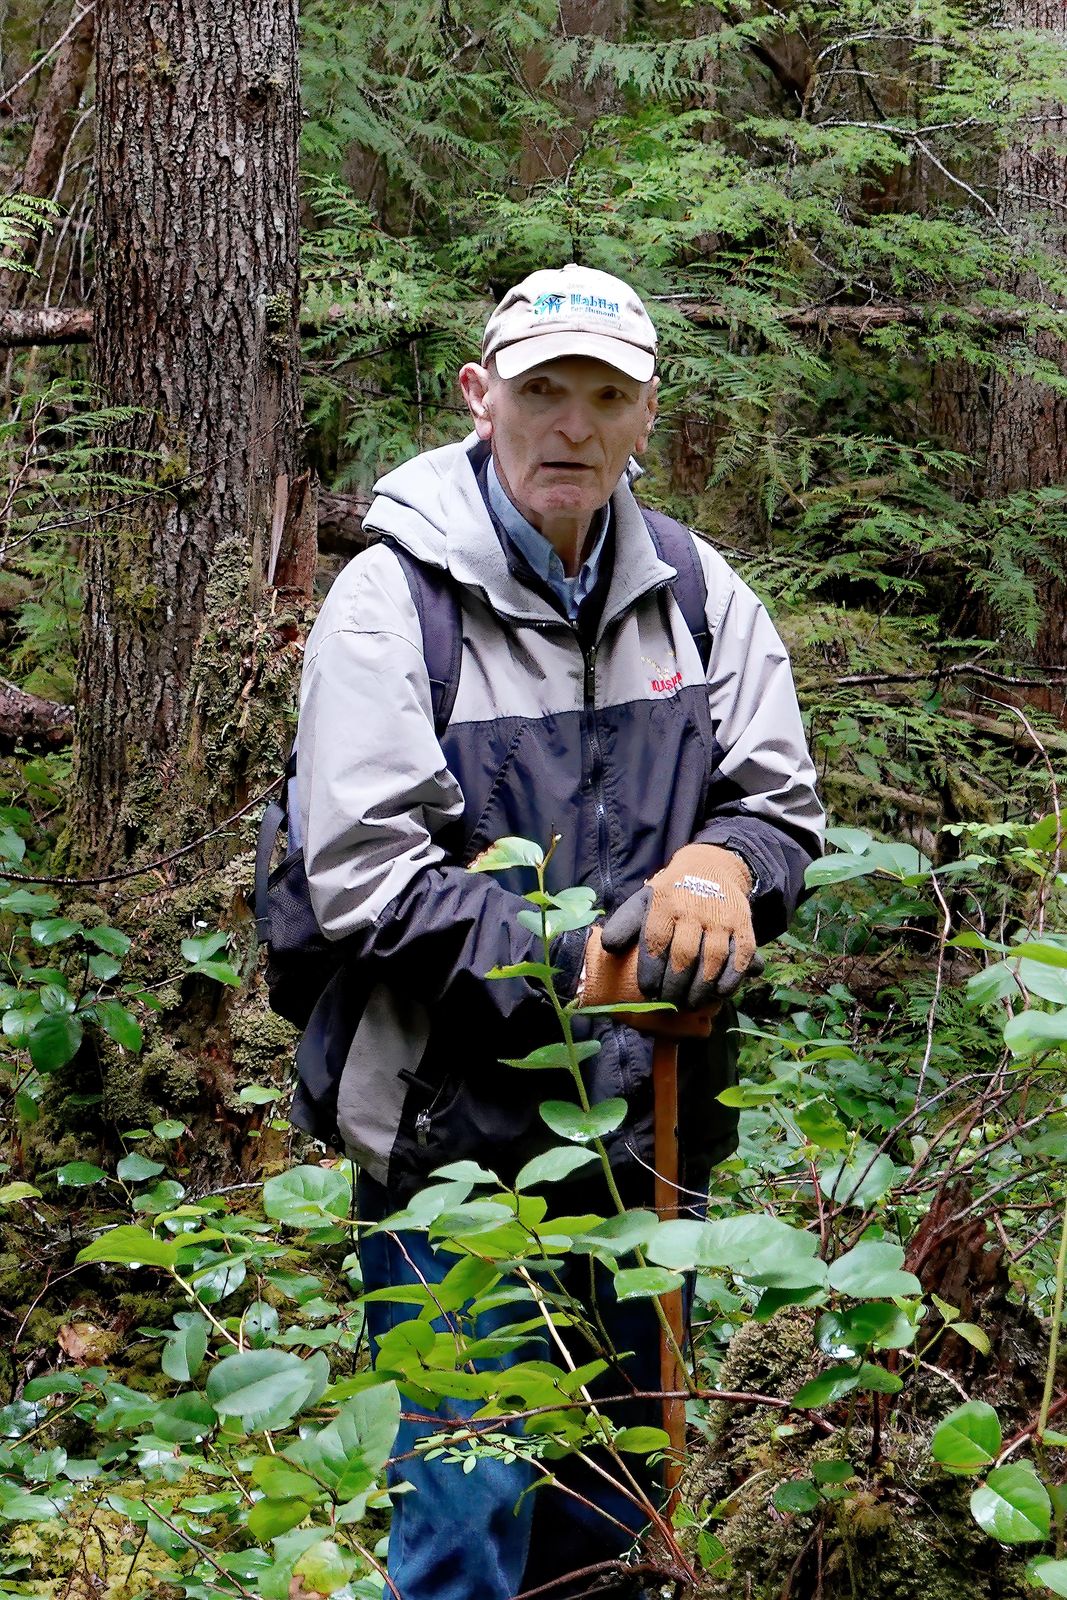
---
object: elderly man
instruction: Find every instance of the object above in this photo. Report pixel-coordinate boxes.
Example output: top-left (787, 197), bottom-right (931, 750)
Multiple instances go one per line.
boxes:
top-left (295, 264), bottom-right (823, 1598)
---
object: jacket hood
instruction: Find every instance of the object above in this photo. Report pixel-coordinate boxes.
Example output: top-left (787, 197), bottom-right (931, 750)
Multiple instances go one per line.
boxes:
top-left (362, 436), bottom-right (676, 630)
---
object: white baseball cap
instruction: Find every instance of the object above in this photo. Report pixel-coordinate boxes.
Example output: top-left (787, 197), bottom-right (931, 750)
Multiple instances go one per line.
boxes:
top-left (481, 263), bottom-right (658, 383)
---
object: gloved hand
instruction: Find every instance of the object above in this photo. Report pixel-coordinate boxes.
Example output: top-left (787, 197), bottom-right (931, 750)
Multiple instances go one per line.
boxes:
top-left (600, 843), bottom-right (760, 1006)
top-left (576, 926), bottom-right (719, 1038)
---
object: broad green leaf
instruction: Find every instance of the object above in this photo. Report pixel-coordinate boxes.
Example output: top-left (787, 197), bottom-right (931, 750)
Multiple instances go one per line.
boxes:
top-left (805, 855), bottom-right (882, 886)
top-left (795, 1097), bottom-right (848, 1150)
top-left (116, 1153), bottom-right (164, 1184)
top-left (816, 1303), bottom-right (916, 1358)
top-left (96, 1001), bottom-right (143, 1053)
top-left (1013, 941), bottom-right (1067, 969)
top-left (30, 917), bottom-right (82, 946)
top-left (952, 1322), bottom-right (991, 1356)
top-left (77, 1225), bottom-right (179, 1267)
top-left (206, 1349), bottom-right (324, 1431)
top-left (1030, 1559), bottom-right (1067, 1596)
top-left (792, 1366), bottom-right (860, 1408)
top-left (247, 1495), bottom-right (314, 1539)
top-left (243, 1300), bottom-right (280, 1348)
top-left (55, 1161), bottom-right (107, 1187)
top-left (931, 1401), bottom-right (1002, 1473)
top-left (180, 931), bottom-right (229, 963)
top-left (853, 1361), bottom-right (903, 1395)
top-left (0, 1182), bottom-right (41, 1205)
top-left (29, 1012), bottom-right (83, 1072)
top-left (294, 1540), bottom-right (352, 1596)
top-left (151, 1392), bottom-right (217, 1443)
top-left (0, 889), bottom-right (58, 915)
top-left (87, 926), bottom-right (132, 957)
top-left (468, 837), bottom-right (544, 873)
top-left (162, 1315), bottom-right (210, 1382)
top-left (820, 1149), bottom-right (901, 1209)
top-left (515, 1146), bottom-right (599, 1189)
top-left (502, 1040), bottom-right (600, 1070)
top-left (1004, 1009), bottom-right (1067, 1058)
top-left (571, 1209), bottom-right (658, 1258)
top-left (0, 825), bottom-right (26, 863)
top-left (613, 1425), bottom-right (670, 1453)
top-left (971, 1466), bottom-right (1051, 1544)
top-left (286, 1383), bottom-right (400, 1490)
top-left (487, 961), bottom-right (555, 981)
top-left (1012, 959), bottom-right (1067, 1005)
top-left (774, 1479), bottom-right (821, 1513)
top-left (263, 1165), bottom-right (353, 1226)
top-left (88, 952), bottom-right (122, 981)
top-left (153, 1119), bottom-right (186, 1140)
top-left (540, 1097), bottom-right (627, 1142)
top-left (613, 1266), bottom-right (684, 1300)
top-left (572, 1000), bottom-right (676, 1017)
top-left (239, 1084), bottom-right (282, 1105)
top-left (827, 1241), bottom-right (921, 1299)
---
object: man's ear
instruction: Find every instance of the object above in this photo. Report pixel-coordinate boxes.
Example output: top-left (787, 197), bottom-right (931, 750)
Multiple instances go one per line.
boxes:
top-left (633, 376), bottom-right (660, 455)
top-left (459, 363), bottom-right (494, 442)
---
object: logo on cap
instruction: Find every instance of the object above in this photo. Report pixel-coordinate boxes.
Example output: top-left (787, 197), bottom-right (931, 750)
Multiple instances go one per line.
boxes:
top-left (533, 292), bottom-right (566, 316)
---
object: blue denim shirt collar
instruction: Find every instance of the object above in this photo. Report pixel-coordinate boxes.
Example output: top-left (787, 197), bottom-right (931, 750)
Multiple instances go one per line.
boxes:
top-left (486, 457), bottom-right (610, 622)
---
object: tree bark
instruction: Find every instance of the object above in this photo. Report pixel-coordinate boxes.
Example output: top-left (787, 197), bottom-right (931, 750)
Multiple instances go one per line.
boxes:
top-left (68, 0), bottom-right (303, 870)
top-left (0, 679), bottom-right (72, 752)
top-left (520, 0), bottom-right (630, 187)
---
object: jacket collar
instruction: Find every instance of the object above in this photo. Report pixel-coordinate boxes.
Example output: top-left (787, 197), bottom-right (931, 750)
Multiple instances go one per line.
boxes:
top-left (365, 437), bottom-right (677, 633)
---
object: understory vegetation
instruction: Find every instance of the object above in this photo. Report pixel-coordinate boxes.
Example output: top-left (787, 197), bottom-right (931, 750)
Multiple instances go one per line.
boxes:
top-left (0, 0), bottom-right (1066, 1593)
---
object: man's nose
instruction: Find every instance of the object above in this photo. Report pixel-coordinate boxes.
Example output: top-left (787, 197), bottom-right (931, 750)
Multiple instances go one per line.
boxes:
top-left (554, 404), bottom-right (594, 445)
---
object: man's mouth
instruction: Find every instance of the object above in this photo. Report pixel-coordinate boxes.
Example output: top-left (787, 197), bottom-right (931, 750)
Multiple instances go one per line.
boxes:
top-left (541, 461), bottom-right (593, 471)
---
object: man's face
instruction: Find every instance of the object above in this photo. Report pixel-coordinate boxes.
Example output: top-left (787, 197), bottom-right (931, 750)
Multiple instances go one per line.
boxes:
top-left (459, 355), bottom-right (659, 533)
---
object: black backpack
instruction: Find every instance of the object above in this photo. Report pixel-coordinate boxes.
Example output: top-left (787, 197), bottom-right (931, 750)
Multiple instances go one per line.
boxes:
top-left (254, 511), bottom-right (711, 1144)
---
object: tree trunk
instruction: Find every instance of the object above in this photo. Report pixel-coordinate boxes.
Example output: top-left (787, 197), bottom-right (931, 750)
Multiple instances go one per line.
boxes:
top-left (930, 0), bottom-right (1067, 709)
top-left (69, 0), bottom-right (306, 871)
top-left (520, 0), bottom-right (630, 188)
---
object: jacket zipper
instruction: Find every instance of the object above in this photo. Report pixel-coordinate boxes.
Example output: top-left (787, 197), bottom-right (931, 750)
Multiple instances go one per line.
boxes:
top-left (581, 634), bottom-right (615, 911)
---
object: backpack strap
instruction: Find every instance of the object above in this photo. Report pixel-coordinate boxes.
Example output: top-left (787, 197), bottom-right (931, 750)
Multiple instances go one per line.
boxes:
top-left (380, 538), bottom-right (462, 737)
top-left (641, 507), bottom-right (712, 674)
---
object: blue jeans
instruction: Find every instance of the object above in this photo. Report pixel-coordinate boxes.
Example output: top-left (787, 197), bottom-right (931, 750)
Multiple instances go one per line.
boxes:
top-left (357, 1173), bottom-right (671, 1600)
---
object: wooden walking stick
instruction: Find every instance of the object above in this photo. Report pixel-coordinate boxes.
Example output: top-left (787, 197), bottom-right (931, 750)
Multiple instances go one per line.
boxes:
top-left (652, 1033), bottom-right (686, 1515)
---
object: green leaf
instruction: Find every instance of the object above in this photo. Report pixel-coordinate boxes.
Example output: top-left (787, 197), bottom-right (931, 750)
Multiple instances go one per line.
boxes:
top-left (293, 1540), bottom-right (352, 1596)
top-left (116, 1153), bottom-right (164, 1184)
top-left (28, 1012), bottom-right (82, 1072)
top-left (0, 888), bottom-right (57, 915)
top-left (971, 1465), bottom-right (1051, 1543)
top-left (1004, 1009), bottom-right (1067, 1058)
top-left (88, 952), bottom-right (122, 982)
top-left (180, 930), bottom-right (229, 963)
top-left (932, 1401), bottom-right (1002, 1473)
top-left (573, 1000), bottom-right (676, 1016)
top-left (792, 1366), bottom-right (861, 1408)
top-left (816, 1303), bottom-right (916, 1358)
top-left (502, 1040), bottom-right (600, 1070)
top-left (571, 1209), bottom-right (658, 1257)
top-left (162, 1315), bottom-right (210, 1382)
top-left (613, 1266), bottom-right (684, 1300)
top-left (0, 1182), bottom-right (41, 1206)
top-left (613, 1425), bottom-right (670, 1453)
top-left (486, 960), bottom-right (555, 981)
top-left (247, 1495), bottom-right (314, 1539)
top-left (55, 1161), bottom-right (107, 1188)
top-left (95, 1001), bottom-right (143, 1052)
top-left (774, 1480), bottom-right (821, 1513)
top-left (515, 1145), bottom-right (599, 1189)
top-left (0, 825), bottom-right (26, 863)
top-left (263, 1165), bottom-right (353, 1226)
top-left (795, 1097), bottom-right (848, 1150)
top-left (87, 926), bottom-right (131, 957)
top-left (30, 918), bottom-right (82, 946)
top-left (540, 1097), bottom-right (627, 1142)
top-left (151, 1392), bottom-right (217, 1443)
top-left (827, 1241), bottom-right (921, 1299)
top-left (243, 1300), bottom-right (280, 1348)
top-left (820, 1149), bottom-right (901, 1209)
top-left (286, 1382), bottom-right (400, 1489)
top-left (1030, 1559), bottom-right (1067, 1596)
top-left (239, 1084), bottom-right (282, 1105)
top-left (193, 958), bottom-right (242, 986)
top-left (76, 1225), bottom-right (179, 1268)
top-left (153, 1119), bottom-right (186, 1140)
top-left (468, 837), bottom-right (544, 873)
top-left (952, 1322), bottom-right (991, 1356)
top-left (206, 1349), bottom-right (323, 1431)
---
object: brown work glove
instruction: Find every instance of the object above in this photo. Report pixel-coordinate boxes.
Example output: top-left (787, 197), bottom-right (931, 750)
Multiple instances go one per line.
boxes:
top-left (576, 926), bottom-right (719, 1038)
top-left (600, 843), bottom-right (760, 1007)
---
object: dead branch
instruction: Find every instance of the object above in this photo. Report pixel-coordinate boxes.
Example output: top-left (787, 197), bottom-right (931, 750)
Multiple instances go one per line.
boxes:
top-left (0, 678), bottom-right (72, 751)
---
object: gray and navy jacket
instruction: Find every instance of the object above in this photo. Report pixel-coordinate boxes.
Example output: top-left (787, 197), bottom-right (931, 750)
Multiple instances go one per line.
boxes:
top-left (295, 437), bottom-right (824, 1202)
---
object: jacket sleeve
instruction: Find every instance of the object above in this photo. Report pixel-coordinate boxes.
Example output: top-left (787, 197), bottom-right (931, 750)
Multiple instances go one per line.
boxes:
top-left (295, 546), bottom-right (581, 1048)
top-left (690, 543), bottom-right (825, 941)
